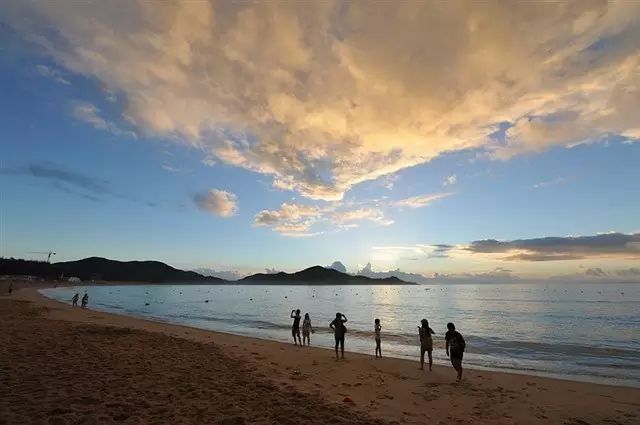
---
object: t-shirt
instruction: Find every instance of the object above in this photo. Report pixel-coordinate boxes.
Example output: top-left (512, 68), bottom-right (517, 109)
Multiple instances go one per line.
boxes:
top-left (445, 330), bottom-right (466, 352)
top-left (292, 315), bottom-right (301, 328)
top-left (331, 318), bottom-right (346, 337)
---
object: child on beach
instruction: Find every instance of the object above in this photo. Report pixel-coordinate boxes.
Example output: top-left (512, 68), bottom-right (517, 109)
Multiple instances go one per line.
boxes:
top-left (418, 319), bottom-right (435, 371)
top-left (81, 293), bottom-right (89, 308)
top-left (330, 312), bottom-right (348, 360)
top-left (374, 318), bottom-right (382, 358)
top-left (302, 313), bottom-right (314, 346)
top-left (445, 322), bottom-right (466, 381)
top-left (72, 293), bottom-right (79, 307)
top-left (290, 309), bottom-right (302, 346)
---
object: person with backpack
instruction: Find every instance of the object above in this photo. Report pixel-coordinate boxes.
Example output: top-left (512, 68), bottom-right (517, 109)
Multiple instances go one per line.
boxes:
top-left (445, 322), bottom-right (466, 381)
top-left (329, 312), bottom-right (348, 360)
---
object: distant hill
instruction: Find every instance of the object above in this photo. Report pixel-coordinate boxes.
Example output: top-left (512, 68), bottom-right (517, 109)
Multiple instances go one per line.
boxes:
top-left (241, 265), bottom-right (409, 284)
top-left (0, 257), bottom-right (225, 284)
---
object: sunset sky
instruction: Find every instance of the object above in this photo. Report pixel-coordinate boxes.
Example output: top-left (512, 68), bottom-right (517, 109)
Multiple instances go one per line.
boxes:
top-left (1, 1), bottom-right (639, 281)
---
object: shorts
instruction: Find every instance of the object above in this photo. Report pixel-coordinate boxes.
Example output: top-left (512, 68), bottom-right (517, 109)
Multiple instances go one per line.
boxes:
top-left (334, 334), bottom-right (345, 346)
top-left (292, 326), bottom-right (300, 337)
top-left (450, 350), bottom-right (464, 360)
top-left (420, 344), bottom-right (432, 354)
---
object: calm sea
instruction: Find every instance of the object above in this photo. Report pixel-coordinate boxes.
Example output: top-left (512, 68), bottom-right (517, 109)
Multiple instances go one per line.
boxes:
top-left (41, 282), bottom-right (640, 387)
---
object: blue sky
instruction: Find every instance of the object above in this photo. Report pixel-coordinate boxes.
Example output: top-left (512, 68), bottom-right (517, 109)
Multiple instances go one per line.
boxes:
top-left (1, 2), bottom-right (639, 280)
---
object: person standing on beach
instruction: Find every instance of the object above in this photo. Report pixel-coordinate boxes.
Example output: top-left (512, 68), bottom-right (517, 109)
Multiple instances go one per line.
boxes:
top-left (72, 293), bottom-right (79, 307)
top-left (374, 318), bottom-right (382, 358)
top-left (418, 319), bottom-right (435, 371)
top-left (290, 309), bottom-right (302, 345)
top-left (81, 293), bottom-right (89, 308)
top-left (302, 313), bottom-right (314, 346)
top-left (445, 322), bottom-right (466, 381)
top-left (8, 282), bottom-right (13, 295)
top-left (330, 312), bottom-right (348, 360)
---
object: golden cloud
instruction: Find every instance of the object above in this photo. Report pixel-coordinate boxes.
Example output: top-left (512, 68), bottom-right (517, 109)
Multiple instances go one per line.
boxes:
top-left (4, 1), bottom-right (640, 200)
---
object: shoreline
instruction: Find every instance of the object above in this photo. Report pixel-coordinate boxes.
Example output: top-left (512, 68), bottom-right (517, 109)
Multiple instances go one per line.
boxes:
top-left (38, 286), bottom-right (639, 389)
top-left (4, 284), bottom-right (640, 424)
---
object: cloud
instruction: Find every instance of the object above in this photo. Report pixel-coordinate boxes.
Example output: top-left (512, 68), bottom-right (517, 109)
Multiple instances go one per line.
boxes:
top-left (70, 101), bottom-right (135, 138)
top-left (533, 176), bottom-right (566, 189)
top-left (394, 192), bottom-right (453, 209)
top-left (585, 267), bottom-right (607, 277)
top-left (36, 64), bottom-right (70, 84)
top-left (467, 232), bottom-right (640, 261)
top-left (194, 189), bottom-right (238, 217)
top-left (161, 164), bottom-right (179, 173)
top-left (1, 162), bottom-right (110, 195)
top-left (332, 207), bottom-right (393, 226)
top-left (327, 261), bottom-right (347, 273)
top-left (443, 174), bottom-right (457, 186)
top-left (431, 268), bottom-right (520, 284)
top-left (4, 2), bottom-right (640, 201)
top-left (1, 162), bottom-right (160, 207)
top-left (357, 262), bottom-right (430, 284)
top-left (253, 200), bottom-right (401, 237)
top-left (253, 202), bottom-right (323, 236)
top-left (192, 268), bottom-right (245, 281)
top-left (616, 267), bottom-right (640, 277)
top-left (265, 267), bottom-right (282, 274)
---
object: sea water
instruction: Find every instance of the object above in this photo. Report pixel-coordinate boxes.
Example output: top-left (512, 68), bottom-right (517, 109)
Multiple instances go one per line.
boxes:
top-left (41, 282), bottom-right (640, 387)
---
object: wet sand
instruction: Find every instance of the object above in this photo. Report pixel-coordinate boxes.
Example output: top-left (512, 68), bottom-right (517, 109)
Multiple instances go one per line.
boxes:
top-left (2, 286), bottom-right (639, 425)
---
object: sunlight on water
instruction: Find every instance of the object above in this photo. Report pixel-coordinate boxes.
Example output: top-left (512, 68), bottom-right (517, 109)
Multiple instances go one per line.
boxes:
top-left (42, 282), bottom-right (640, 387)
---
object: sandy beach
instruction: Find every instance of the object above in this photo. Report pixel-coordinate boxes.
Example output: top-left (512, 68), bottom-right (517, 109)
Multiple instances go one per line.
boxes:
top-left (2, 285), bottom-right (639, 425)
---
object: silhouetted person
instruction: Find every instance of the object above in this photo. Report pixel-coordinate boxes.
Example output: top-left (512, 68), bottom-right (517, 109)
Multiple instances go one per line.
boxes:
top-left (81, 293), bottom-right (89, 308)
top-left (290, 309), bottom-right (302, 345)
top-left (445, 322), bottom-right (466, 381)
top-left (302, 313), bottom-right (314, 346)
top-left (330, 312), bottom-right (348, 360)
top-left (419, 319), bottom-right (435, 371)
top-left (374, 318), bottom-right (382, 358)
top-left (72, 293), bottom-right (79, 307)
top-left (8, 282), bottom-right (13, 295)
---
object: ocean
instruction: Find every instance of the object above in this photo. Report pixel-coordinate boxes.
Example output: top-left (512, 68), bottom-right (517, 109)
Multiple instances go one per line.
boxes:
top-left (41, 282), bottom-right (640, 388)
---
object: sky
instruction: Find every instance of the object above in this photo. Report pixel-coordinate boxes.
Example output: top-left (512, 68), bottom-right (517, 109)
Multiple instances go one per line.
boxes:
top-left (1, 1), bottom-right (639, 282)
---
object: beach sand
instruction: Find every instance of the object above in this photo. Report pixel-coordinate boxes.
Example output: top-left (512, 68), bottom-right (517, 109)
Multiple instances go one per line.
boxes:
top-left (2, 286), bottom-right (639, 425)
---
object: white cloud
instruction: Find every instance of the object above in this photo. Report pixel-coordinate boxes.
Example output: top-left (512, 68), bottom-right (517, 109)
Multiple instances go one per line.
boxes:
top-left (36, 64), bottom-right (70, 85)
top-left (394, 192), bottom-right (453, 209)
top-left (332, 207), bottom-right (393, 226)
top-left (194, 189), bottom-right (238, 217)
top-left (443, 174), bottom-right (457, 186)
top-left (4, 2), bottom-right (639, 201)
top-left (70, 101), bottom-right (136, 138)
top-left (161, 164), bottom-right (179, 173)
top-left (533, 176), bottom-right (566, 189)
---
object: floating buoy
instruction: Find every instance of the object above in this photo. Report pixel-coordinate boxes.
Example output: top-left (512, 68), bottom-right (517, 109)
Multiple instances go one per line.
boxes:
top-left (145, 303), bottom-right (150, 306)
top-left (205, 300), bottom-right (209, 303)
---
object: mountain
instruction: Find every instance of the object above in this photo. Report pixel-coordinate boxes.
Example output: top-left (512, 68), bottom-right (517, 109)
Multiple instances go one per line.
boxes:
top-left (241, 265), bottom-right (409, 284)
top-left (0, 257), bottom-right (225, 283)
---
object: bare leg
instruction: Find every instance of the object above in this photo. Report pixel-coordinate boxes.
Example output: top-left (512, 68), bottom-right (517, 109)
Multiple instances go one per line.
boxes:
top-left (420, 349), bottom-right (425, 370)
top-left (451, 358), bottom-right (463, 380)
top-left (334, 342), bottom-right (339, 360)
top-left (340, 338), bottom-right (345, 359)
top-left (428, 350), bottom-right (433, 371)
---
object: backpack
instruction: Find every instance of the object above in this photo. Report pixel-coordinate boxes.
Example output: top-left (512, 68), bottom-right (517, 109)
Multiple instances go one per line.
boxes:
top-left (449, 331), bottom-right (465, 351)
